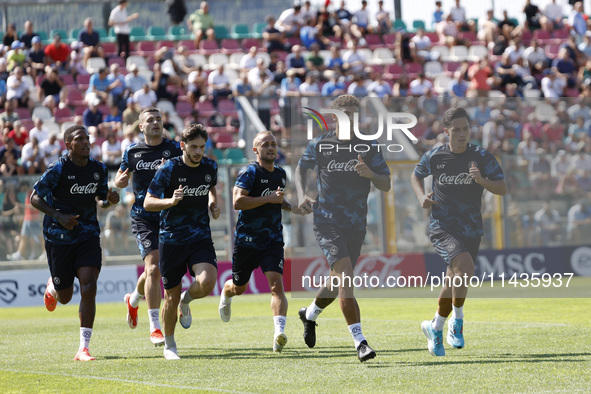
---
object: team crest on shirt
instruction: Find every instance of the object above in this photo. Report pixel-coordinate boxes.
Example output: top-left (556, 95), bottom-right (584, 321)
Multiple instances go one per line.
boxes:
top-left (54, 277), bottom-right (61, 285)
top-left (144, 240), bottom-right (152, 248)
top-left (163, 150), bottom-right (171, 158)
top-left (330, 246), bottom-right (338, 255)
top-left (162, 277), bottom-right (168, 285)
top-left (94, 172), bottom-right (100, 180)
top-left (205, 174), bottom-right (212, 182)
top-left (447, 244), bottom-right (456, 252)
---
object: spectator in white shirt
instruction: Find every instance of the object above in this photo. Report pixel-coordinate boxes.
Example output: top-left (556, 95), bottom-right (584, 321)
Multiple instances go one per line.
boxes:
top-left (21, 136), bottom-right (45, 174)
top-left (240, 46), bottom-right (259, 72)
top-left (543, 0), bottom-right (564, 33)
top-left (375, 0), bottom-right (392, 35)
top-left (101, 132), bottom-right (122, 172)
top-left (298, 73), bottom-right (320, 96)
top-left (29, 117), bottom-right (50, 145)
top-left (540, 68), bottom-right (566, 102)
top-left (352, 0), bottom-right (370, 38)
top-left (342, 41), bottom-right (367, 73)
top-left (409, 73), bottom-right (433, 96)
top-left (133, 83), bottom-right (158, 109)
top-left (275, 4), bottom-right (305, 36)
top-left (7, 66), bottom-right (33, 109)
top-left (124, 64), bottom-right (147, 94)
top-left (208, 64), bottom-right (232, 109)
top-left (523, 39), bottom-right (548, 74)
top-left (40, 133), bottom-right (62, 167)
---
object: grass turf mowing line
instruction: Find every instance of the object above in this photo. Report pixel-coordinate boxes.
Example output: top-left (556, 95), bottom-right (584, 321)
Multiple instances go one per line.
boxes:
top-left (0, 295), bottom-right (590, 392)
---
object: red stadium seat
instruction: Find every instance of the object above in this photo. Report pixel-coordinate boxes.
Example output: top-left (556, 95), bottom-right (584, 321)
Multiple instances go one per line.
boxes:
top-left (136, 41), bottom-right (156, 57)
top-left (54, 107), bottom-right (73, 122)
top-left (214, 131), bottom-right (237, 149)
top-left (199, 39), bottom-right (219, 55)
top-left (176, 101), bottom-right (194, 118)
top-left (156, 40), bottom-right (175, 51)
top-left (241, 38), bottom-right (263, 51)
top-left (217, 99), bottom-right (236, 117)
top-left (220, 39), bottom-right (242, 54)
top-left (76, 74), bottom-right (91, 90)
top-left (66, 88), bottom-right (86, 107)
top-left (179, 40), bottom-right (196, 51)
top-left (364, 34), bottom-right (383, 50)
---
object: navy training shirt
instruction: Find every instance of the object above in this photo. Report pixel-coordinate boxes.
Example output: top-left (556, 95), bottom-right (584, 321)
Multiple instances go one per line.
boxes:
top-left (120, 139), bottom-right (182, 221)
top-left (33, 155), bottom-right (109, 245)
top-left (148, 156), bottom-right (217, 245)
top-left (298, 131), bottom-right (391, 228)
top-left (234, 162), bottom-right (287, 249)
top-left (414, 143), bottom-right (505, 238)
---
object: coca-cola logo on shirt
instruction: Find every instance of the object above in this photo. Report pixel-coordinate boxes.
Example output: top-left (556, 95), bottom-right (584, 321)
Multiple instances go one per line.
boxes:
top-left (261, 187), bottom-right (284, 196)
top-left (70, 183), bottom-right (98, 194)
top-left (438, 173), bottom-right (474, 185)
top-left (135, 159), bottom-right (162, 171)
top-left (183, 185), bottom-right (210, 197)
top-left (326, 159), bottom-right (358, 172)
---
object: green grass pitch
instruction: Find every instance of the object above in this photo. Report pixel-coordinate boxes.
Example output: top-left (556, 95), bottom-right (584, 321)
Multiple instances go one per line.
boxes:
top-left (1, 289), bottom-right (590, 392)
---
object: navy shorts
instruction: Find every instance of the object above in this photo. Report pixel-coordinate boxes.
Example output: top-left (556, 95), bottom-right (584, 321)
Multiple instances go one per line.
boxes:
top-left (313, 224), bottom-right (366, 268)
top-left (430, 228), bottom-right (481, 266)
top-left (159, 238), bottom-right (217, 290)
top-left (45, 237), bottom-right (102, 291)
top-left (232, 243), bottom-right (284, 286)
top-left (131, 216), bottom-right (159, 259)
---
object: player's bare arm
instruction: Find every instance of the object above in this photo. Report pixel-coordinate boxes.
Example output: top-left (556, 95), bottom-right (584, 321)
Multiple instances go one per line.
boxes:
top-left (209, 187), bottom-right (221, 219)
top-left (114, 167), bottom-right (131, 188)
top-left (143, 186), bottom-right (184, 212)
top-left (410, 173), bottom-right (437, 209)
top-left (294, 164), bottom-right (316, 215)
top-left (355, 155), bottom-right (391, 192)
top-left (99, 188), bottom-right (120, 208)
top-left (469, 165), bottom-right (507, 195)
top-left (233, 186), bottom-right (284, 211)
top-left (31, 189), bottom-right (80, 230)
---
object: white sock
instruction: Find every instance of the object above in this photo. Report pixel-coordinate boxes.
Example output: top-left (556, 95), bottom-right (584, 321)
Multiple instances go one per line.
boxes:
top-left (180, 291), bottom-right (193, 305)
top-left (452, 305), bottom-right (464, 320)
top-left (47, 279), bottom-right (57, 298)
top-left (220, 291), bottom-right (232, 305)
top-left (305, 302), bottom-right (323, 321)
top-left (432, 312), bottom-right (447, 331)
top-left (148, 309), bottom-right (161, 332)
top-left (79, 327), bottom-right (92, 350)
top-left (348, 323), bottom-right (366, 349)
top-left (273, 315), bottom-right (286, 336)
top-left (130, 289), bottom-right (143, 308)
top-left (164, 335), bottom-right (176, 351)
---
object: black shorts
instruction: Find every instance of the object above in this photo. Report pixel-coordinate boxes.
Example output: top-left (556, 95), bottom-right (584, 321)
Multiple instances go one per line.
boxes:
top-left (45, 237), bottom-right (102, 291)
top-left (430, 228), bottom-right (481, 266)
top-left (232, 243), bottom-right (284, 286)
top-left (313, 224), bottom-right (366, 268)
top-left (159, 238), bottom-right (217, 290)
top-left (131, 216), bottom-right (159, 259)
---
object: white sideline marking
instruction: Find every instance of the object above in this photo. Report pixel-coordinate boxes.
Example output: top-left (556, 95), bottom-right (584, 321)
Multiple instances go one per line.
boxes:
top-left (0, 368), bottom-right (254, 393)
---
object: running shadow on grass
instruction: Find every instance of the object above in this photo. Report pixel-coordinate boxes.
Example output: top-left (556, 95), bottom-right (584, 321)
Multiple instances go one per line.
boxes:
top-left (395, 352), bottom-right (591, 367)
top-left (174, 346), bottom-right (423, 360)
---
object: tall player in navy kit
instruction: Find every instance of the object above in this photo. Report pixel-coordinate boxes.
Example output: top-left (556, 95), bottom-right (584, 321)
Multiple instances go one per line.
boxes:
top-left (33, 125), bottom-right (120, 361)
top-left (295, 95), bottom-right (391, 362)
top-left (115, 107), bottom-right (182, 347)
top-left (411, 107), bottom-right (506, 357)
top-left (218, 131), bottom-right (301, 353)
top-left (144, 123), bottom-right (220, 360)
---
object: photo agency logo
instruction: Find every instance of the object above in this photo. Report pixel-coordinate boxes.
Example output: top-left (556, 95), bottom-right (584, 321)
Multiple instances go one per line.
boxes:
top-left (303, 107), bottom-right (419, 153)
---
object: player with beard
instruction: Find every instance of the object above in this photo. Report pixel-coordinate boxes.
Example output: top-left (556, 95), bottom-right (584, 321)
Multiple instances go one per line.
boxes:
top-left (295, 94), bottom-right (391, 362)
top-left (144, 123), bottom-right (219, 360)
top-left (411, 107), bottom-right (506, 356)
top-left (34, 125), bottom-right (120, 361)
top-left (115, 107), bottom-right (182, 347)
top-left (218, 131), bottom-right (302, 352)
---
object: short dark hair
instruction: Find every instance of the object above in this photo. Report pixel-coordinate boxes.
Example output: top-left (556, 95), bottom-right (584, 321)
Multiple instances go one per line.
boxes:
top-left (181, 123), bottom-right (208, 143)
top-left (64, 125), bottom-right (86, 144)
top-left (442, 107), bottom-right (470, 128)
top-left (139, 107), bottom-right (161, 120)
top-left (332, 94), bottom-right (360, 110)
